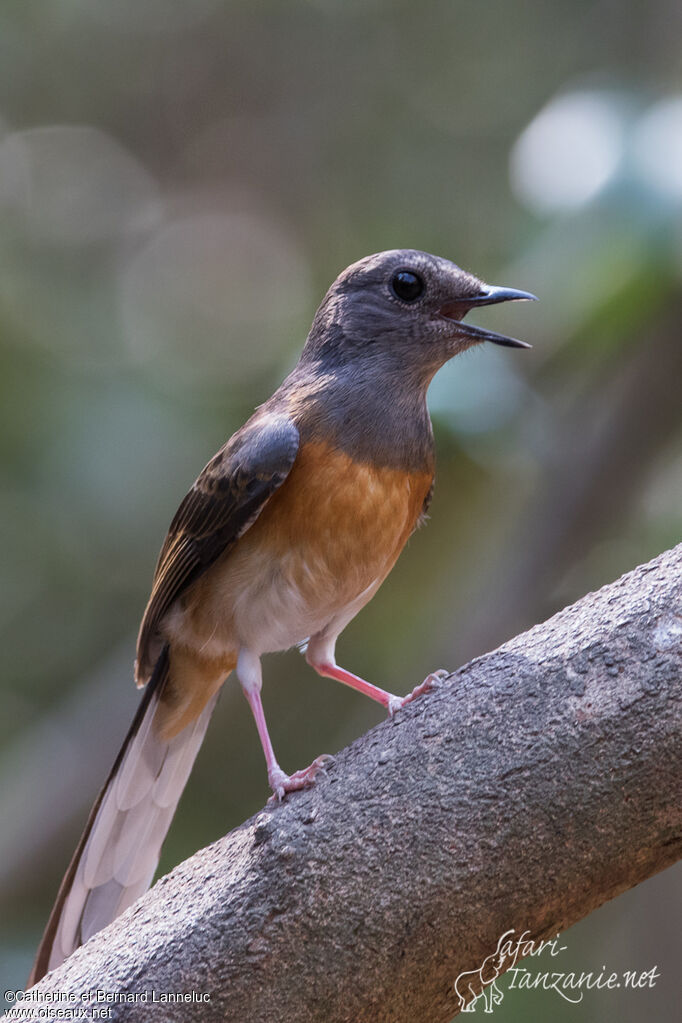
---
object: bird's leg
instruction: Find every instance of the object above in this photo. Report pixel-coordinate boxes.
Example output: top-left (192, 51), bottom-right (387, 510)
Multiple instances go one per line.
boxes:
top-left (309, 659), bottom-right (397, 709)
top-left (237, 648), bottom-right (329, 802)
top-left (306, 639), bottom-right (446, 716)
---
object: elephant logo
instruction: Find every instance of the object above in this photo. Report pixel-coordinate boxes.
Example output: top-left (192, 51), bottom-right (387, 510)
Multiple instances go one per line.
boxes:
top-left (453, 936), bottom-right (511, 1013)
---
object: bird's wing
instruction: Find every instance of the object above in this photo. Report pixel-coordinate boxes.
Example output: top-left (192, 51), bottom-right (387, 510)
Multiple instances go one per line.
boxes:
top-left (135, 413), bottom-right (300, 683)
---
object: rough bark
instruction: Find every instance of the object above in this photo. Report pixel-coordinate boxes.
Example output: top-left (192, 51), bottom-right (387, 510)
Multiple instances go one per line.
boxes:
top-left (10, 545), bottom-right (682, 1022)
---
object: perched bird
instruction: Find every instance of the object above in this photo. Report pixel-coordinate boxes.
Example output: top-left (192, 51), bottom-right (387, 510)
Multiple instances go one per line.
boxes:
top-left (30, 249), bottom-right (534, 983)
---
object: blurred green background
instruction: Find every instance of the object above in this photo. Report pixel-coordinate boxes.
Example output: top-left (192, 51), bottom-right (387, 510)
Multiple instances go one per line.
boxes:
top-left (1, 0), bottom-right (680, 1018)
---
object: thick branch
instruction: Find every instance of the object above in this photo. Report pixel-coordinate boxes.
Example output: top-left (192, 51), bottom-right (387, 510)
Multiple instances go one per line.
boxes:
top-left (13, 546), bottom-right (682, 1022)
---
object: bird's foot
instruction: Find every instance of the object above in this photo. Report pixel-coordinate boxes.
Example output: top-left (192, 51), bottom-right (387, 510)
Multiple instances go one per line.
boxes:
top-left (387, 669), bottom-right (449, 717)
top-left (267, 755), bottom-right (334, 804)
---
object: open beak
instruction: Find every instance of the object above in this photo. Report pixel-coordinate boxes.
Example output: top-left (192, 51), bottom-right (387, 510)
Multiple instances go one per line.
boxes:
top-left (439, 285), bottom-right (537, 349)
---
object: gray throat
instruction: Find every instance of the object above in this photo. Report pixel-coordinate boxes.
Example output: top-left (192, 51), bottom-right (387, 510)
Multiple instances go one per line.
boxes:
top-left (272, 359), bottom-right (436, 473)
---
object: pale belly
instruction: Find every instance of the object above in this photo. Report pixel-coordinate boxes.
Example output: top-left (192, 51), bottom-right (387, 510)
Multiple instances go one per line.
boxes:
top-left (203, 544), bottom-right (383, 655)
top-left (163, 442), bottom-right (433, 661)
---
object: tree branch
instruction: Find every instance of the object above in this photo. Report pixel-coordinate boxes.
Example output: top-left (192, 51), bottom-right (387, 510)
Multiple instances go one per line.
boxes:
top-left (12, 545), bottom-right (682, 1022)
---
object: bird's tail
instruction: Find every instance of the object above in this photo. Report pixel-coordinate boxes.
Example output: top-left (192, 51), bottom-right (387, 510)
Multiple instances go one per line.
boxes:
top-left (28, 647), bottom-right (218, 985)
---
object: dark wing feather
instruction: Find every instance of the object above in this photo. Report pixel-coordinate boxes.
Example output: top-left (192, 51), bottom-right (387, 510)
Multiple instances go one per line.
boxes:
top-left (135, 413), bottom-right (299, 682)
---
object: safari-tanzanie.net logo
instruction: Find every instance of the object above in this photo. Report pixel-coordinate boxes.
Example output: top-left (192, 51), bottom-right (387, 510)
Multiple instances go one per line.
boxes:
top-left (453, 929), bottom-right (660, 1013)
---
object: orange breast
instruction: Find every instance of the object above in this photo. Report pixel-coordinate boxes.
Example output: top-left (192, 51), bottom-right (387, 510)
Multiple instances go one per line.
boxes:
top-left (252, 439), bottom-right (433, 595)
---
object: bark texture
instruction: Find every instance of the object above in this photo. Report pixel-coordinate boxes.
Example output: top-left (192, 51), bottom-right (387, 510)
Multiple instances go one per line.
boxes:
top-left (11, 545), bottom-right (682, 1022)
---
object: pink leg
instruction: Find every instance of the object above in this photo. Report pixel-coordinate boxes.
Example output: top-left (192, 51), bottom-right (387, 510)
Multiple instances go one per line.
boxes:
top-left (237, 648), bottom-right (330, 802)
top-left (308, 657), bottom-right (447, 716)
top-left (311, 661), bottom-right (396, 709)
top-left (242, 684), bottom-right (330, 802)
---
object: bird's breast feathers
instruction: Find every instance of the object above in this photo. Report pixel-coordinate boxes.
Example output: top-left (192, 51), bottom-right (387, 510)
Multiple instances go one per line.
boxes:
top-left (164, 440), bottom-right (432, 657)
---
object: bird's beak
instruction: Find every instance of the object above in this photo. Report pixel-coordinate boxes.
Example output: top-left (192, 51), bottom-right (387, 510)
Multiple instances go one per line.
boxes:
top-left (438, 285), bottom-right (537, 349)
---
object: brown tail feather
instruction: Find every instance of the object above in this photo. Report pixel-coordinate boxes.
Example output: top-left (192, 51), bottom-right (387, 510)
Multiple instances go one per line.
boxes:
top-left (28, 648), bottom-right (218, 985)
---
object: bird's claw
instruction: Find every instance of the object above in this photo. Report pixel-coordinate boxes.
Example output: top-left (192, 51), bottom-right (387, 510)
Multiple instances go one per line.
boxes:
top-left (423, 668), bottom-right (449, 688)
top-left (267, 754), bottom-right (334, 804)
top-left (387, 668), bottom-right (449, 717)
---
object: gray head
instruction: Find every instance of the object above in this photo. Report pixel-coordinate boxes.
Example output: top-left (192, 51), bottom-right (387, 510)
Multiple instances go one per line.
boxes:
top-left (302, 249), bottom-right (535, 382)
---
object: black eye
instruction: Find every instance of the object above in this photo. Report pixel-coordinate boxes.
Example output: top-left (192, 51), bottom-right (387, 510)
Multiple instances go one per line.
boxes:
top-left (391, 270), bottom-right (425, 303)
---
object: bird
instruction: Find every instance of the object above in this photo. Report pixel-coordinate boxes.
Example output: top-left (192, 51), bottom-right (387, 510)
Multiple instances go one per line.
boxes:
top-left (29, 248), bottom-right (535, 984)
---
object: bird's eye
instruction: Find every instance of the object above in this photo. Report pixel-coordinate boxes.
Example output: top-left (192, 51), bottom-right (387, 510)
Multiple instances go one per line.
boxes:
top-left (391, 270), bottom-right (425, 303)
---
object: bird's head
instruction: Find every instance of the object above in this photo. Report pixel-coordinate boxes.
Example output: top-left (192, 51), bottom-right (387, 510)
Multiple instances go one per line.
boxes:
top-left (303, 249), bottom-right (535, 381)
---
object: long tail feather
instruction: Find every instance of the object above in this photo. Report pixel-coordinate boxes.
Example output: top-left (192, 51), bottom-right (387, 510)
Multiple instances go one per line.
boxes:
top-left (28, 648), bottom-right (217, 985)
